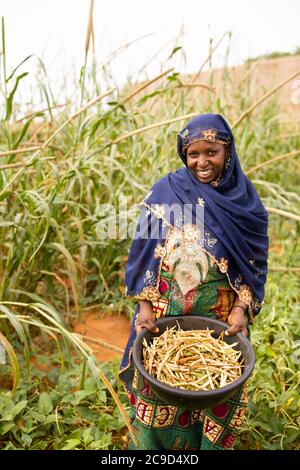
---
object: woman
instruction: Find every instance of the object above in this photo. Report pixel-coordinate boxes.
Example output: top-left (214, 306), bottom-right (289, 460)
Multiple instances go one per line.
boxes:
top-left (119, 114), bottom-right (268, 450)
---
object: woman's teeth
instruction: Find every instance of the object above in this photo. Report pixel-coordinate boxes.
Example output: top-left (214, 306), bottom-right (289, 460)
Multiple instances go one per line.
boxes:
top-left (196, 169), bottom-right (212, 177)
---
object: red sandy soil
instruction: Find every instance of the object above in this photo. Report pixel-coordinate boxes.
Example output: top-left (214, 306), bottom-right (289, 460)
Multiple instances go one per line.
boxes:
top-left (73, 311), bottom-right (131, 362)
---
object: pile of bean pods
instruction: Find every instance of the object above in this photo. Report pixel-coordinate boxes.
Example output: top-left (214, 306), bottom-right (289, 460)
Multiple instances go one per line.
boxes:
top-left (142, 326), bottom-right (244, 391)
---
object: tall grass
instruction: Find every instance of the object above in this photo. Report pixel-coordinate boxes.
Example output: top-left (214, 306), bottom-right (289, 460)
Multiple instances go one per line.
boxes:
top-left (0, 16), bottom-right (299, 449)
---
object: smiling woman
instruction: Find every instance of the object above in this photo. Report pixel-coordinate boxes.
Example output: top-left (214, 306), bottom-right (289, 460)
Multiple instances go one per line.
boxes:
top-left (186, 141), bottom-right (231, 185)
top-left (119, 113), bottom-right (269, 450)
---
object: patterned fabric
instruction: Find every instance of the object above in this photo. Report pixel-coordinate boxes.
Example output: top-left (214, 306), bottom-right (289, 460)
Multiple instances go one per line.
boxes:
top-left (121, 228), bottom-right (237, 375)
top-left (200, 384), bottom-right (248, 450)
top-left (120, 245), bottom-right (249, 450)
top-left (126, 371), bottom-right (248, 451)
top-left (153, 262), bottom-right (235, 322)
top-left (178, 123), bottom-right (231, 158)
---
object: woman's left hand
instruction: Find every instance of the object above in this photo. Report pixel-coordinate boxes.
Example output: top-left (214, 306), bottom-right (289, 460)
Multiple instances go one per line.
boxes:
top-left (225, 307), bottom-right (248, 337)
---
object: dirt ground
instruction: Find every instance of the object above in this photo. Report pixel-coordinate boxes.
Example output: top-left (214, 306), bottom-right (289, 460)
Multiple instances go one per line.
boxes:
top-left (73, 311), bottom-right (131, 362)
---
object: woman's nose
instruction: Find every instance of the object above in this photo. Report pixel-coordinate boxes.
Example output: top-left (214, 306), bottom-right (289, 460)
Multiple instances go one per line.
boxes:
top-left (195, 154), bottom-right (207, 167)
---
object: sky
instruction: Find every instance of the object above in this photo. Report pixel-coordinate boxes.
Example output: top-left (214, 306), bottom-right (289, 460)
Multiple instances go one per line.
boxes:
top-left (1, 0), bottom-right (300, 105)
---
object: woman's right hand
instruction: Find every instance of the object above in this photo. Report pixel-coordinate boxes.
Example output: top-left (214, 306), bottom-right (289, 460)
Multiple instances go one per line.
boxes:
top-left (135, 301), bottom-right (159, 335)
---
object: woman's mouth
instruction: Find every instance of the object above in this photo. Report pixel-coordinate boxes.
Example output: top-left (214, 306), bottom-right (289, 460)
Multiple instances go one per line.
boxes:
top-left (196, 169), bottom-right (213, 178)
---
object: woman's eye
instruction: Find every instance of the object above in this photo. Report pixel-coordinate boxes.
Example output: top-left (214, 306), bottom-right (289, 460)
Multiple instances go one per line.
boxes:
top-left (208, 151), bottom-right (216, 156)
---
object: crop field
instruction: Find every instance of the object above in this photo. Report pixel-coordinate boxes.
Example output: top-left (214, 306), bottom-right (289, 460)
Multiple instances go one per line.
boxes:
top-left (0, 19), bottom-right (299, 450)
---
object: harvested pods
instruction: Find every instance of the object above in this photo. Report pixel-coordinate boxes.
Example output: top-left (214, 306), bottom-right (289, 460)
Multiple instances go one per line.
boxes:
top-left (142, 326), bottom-right (244, 391)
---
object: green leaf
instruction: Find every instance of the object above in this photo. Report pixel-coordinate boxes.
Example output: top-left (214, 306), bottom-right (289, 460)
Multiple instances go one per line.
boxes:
top-left (77, 406), bottom-right (99, 421)
top-left (0, 304), bottom-right (30, 371)
top-left (21, 432), bottom-right (32, 447)
top-left (0, 331), bottom-right (20, 394)
top-left (167, 72), bottom-right (180, 81)
top-left (168, 47), bottom-right (182, 59)
top-left (60, 394), bottom-right (75, 404)
top-left (73, 389), bottom-right (94, 405)
top-left (0, 191), bottom-right (13, 202)
top-left (30, 411), bottom-right (46, 423)
top-left (82, 427), bottom-right (94, 444)
top-left (1, 400), bottom-right (27, 420)
top-left (4, 442), bottom-right (18, 450)
top-left (69, 429), bottom-right (82, 440)
top-left (0, 394), bottom-right (13, 413)
top-left (38, 392), bottom-right (53, 415)
top-left (97, 389), bottom-right (107, 404)
top-left (6, 55), bottom-right (33, 81)
top-left (138, 89), bottom-right (163, 105)
top-left (44, 413), bottom-right (58, 424)
top-left (13, 112), bottom-right (44, 149)
top-left (30, 440), bottom-right (48, 450)
top-left (97, 413), bottom-right (115, 430)
top-left (62, 438), bottom-right (81, 450)
top-left (47, 242), bottom-right (78, 279)
top-left (5, 72), bottom-right (28, 120)
top-left (90, 432), bottom-right (112, 449)
top-left (0, 421), bottom-right (15, 435)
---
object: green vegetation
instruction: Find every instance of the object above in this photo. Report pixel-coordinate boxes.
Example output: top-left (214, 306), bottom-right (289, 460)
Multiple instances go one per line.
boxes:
top-left (0, 356), bottom-right (127, 449)
top-left (0, 18), bottom-right (299, 449)
top-left (246, 46), bottom-right (300, 62)
top-left (240, 273), bottom-right (300, 450)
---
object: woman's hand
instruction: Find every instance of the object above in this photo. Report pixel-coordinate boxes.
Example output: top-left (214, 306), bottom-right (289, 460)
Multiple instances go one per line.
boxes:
top-left (135, 300), bottom-right (159, 335)
top-left (225, 306), bottom-right (248, 337)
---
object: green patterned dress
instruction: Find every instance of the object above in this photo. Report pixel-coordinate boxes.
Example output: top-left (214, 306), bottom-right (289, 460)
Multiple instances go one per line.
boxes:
top-left (123, 227), bottom-right (249, 450)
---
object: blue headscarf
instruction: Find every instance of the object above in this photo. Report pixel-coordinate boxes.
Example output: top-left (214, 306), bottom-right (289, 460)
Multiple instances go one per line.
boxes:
top-left (125, 114), bottom-right (269, 320)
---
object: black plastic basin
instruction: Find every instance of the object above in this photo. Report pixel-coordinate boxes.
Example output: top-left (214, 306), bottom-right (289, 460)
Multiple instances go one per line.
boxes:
top-left (132, 315), bottom-right (255, 410)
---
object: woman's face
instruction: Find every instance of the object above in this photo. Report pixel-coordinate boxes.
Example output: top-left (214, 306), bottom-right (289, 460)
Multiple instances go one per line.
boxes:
top-left (186, 140), bottom-right (227, 184)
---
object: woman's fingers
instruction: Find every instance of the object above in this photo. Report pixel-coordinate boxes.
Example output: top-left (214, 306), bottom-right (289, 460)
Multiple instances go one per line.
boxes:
top-left (135, 317), bottom-right (159, 335)
top-left (241, 325), bottom-right (248, 337)
top-left (142, 319), bottom-right (159, 333)
top-left (225, 323), bottom-right (248, 337)
top-left (225, 324), bottom-right (240, 336)
top-left (225, 308), bottom-right (248, 337)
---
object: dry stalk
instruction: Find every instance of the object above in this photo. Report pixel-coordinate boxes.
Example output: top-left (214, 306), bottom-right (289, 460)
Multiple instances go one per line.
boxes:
top-left (111, 112), bottom-right (198, 145)
top-left (268, 267), bottom-right (300, 272)
top-left (0, 161), bottom-right (33, 170)
top-left (0, 146), bottom-right (41, 158)
top-left (245, 150), bottom-right (300, 176)
top-left (121, 68), bottom-right (174, 104)
top-left (233, 68), bottom-right (300, 128)
top-left (192, 31), bottom-right (230, 83)
top-left (177, 83), bottom-right (216, 93)
top-left (103, 33), bottom-right (154, 69)
top-left (75, 333), bottom-right (123, 354)
top-left (266, 207), bottom-right (300, 222)
top-left (15, 103), bottom-right (68, 122)
top-left (85, 0), bottom-right (95, 61)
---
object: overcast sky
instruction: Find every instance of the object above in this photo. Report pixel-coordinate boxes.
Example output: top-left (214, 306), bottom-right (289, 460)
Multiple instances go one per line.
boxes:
top-left (1, 0), bottom-right (300, 103)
